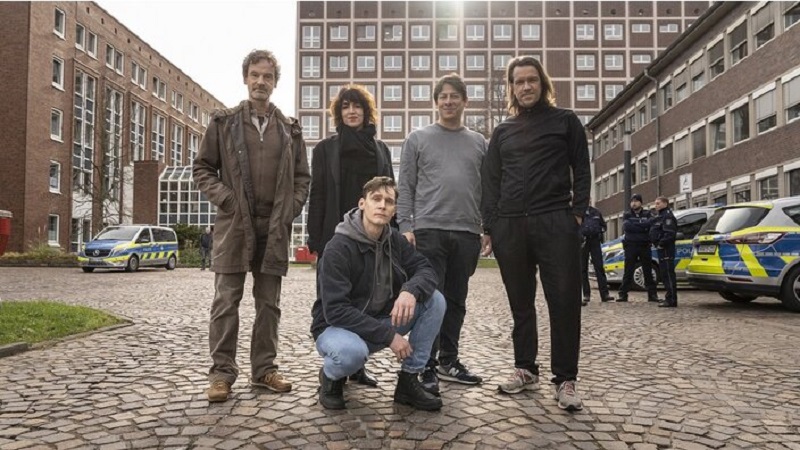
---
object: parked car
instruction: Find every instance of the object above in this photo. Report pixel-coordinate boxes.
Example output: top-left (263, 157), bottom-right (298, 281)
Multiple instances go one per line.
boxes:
top-left (596, 206), bottom-right (718, 290)
top-left (78, 225), bottom-right (179, 273)
top-left (686, 197), bottom-right (800, 311)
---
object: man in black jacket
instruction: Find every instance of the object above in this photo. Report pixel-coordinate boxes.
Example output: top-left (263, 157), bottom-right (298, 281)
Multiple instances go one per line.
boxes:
top-left (310, 177), bottom-right (445, 411)
top-left (618, 194), bottom-right (658, 302)
top-left (580, 202), bottom-right (614, 305)
top-left (650, 196), bottom-right (678, 308)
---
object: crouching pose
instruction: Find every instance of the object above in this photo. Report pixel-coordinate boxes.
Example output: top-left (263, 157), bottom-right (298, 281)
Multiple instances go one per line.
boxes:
top-left (310, 176), bottom-right (445, 411)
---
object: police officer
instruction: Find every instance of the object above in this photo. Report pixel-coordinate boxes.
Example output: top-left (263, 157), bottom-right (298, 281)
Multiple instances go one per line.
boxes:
top-left (650, 196), bottom-right (678, 308)
top-left (580, 200), bottom-right (614, 306)
top-left (618, 194), bottom-right (658, 302)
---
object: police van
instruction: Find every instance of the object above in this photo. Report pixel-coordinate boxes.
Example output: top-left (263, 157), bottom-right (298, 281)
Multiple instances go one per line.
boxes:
top-left (78, 225), bottom-right (179, 273)
top-left (686, 197), bottom-right (800, 311)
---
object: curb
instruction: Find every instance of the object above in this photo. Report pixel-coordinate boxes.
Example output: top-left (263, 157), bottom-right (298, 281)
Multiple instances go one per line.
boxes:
top-left (0, 342), bottom-right (29, 358)
top-left (0, 320), bottom-right (133, 358)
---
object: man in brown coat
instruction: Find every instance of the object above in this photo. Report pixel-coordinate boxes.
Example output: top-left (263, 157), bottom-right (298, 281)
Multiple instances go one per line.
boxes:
top-left (193, 49), bottom-right (311, 402)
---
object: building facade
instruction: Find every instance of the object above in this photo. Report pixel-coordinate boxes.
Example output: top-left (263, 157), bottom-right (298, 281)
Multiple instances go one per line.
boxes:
top-left (0, 2), bottom-right (225, 253)
top-left (589, 1), bottom-right (800, 239)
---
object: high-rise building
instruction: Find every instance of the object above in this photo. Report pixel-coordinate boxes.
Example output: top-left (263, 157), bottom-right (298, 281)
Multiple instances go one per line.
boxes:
top-left (0, 2), bottom-right (225, 253)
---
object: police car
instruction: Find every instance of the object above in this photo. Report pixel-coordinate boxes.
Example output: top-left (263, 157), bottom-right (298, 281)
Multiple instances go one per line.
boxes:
top-left (598, 206), bottom-right (717, 290)
top-left (686, 197), bottom-right (800, 311)
top-left (78, 225), bottom-right (179, 273)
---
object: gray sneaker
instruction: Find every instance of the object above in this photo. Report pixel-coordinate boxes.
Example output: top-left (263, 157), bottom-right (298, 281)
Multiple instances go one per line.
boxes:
top-left (555, 381), bottom-right (583, 411)
top-left (498, 368), bottom-right (538, 394)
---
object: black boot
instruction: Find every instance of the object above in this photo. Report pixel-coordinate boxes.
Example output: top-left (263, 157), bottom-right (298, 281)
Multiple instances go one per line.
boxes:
top-left (394, 371), bottom-right (442, 411)
top-left (348, 367), bottom-right (378, 387)
top-left (318, 368), bottom-right (346, 410)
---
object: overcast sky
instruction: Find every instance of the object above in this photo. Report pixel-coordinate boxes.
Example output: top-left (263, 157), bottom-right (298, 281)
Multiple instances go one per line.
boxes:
top-left (99, 0), bottom-right (299, 115)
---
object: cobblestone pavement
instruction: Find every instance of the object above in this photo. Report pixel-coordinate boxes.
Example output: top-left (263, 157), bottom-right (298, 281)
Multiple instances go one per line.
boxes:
top-left (1, 267), bottom-right (799, 449)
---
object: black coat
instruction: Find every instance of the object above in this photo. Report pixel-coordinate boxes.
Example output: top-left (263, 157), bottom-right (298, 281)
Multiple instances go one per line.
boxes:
top-left (580, 206), bottom-right (607, 239)
top-left (650, 208), bottom-right (678, 248)
top-left (306, 135), bottom-right (394, 254)
top-left (622, 208), bottom-right (653, 244)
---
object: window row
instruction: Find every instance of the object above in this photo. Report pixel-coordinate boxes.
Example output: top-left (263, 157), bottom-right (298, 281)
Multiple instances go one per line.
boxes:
top-left (576, 53), bottom-right (652, 71)
top-left (300, 82), bottom-right (509, 109)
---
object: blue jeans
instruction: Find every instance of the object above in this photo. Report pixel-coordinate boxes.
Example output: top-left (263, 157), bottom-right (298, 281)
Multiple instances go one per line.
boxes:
top-left (316, 290), bottom-right (446, 380)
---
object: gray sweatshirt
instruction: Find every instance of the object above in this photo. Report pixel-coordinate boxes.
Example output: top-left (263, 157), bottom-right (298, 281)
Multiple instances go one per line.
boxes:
top-left (397, 123), bottom-right (487, 235)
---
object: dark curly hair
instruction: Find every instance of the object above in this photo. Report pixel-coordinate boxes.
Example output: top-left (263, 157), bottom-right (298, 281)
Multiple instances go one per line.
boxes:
top-left (330, 84), bottom-right (378, 127)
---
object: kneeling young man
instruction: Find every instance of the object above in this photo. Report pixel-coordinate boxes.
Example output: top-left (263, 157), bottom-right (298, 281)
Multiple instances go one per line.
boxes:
top-left (310, 176), bottom-right (445, 411)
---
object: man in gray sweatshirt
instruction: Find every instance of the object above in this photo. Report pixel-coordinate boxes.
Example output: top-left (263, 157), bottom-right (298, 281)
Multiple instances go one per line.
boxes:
top-left (397, 73), bottom-right (489, 395)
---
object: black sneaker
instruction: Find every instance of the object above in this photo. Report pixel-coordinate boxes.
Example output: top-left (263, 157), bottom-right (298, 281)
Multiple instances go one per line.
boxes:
top-left (419, 367), bottom-right (440, 396)
top-left (582, 298), bottom-right (590, 306)
top-left (615, 295), bottom-right (628, 302)
top-left (394, 371), bottom-right (442, 411)
top-left (437, 360), bottom-right (482, 385)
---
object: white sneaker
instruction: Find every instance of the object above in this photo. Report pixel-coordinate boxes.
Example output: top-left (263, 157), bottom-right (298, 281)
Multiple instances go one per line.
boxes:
top-left (498, 368), bottom-right (538, 394)
top-left (555, 380), bottom-right (583, 411)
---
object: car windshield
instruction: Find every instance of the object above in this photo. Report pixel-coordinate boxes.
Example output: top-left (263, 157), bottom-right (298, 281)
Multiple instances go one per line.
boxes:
top-left (699, 207), bottom-right (769, 235)
top-left (94, 227), bottom-right (140, 241)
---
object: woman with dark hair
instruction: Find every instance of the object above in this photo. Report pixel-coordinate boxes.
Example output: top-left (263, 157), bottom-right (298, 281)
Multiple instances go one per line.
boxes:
top-left (307, 84), bottom-right (393, 387)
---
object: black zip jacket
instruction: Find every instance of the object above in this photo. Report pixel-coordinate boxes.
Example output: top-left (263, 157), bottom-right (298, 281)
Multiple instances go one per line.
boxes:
top-left (481, 102), bottom-right (591, 233)
top-left (649, 208), bottom-right (677, 248)
top-left (622, 208), bottom-right (653, 244)
top-left (580, 206), bottom-right (607, 239)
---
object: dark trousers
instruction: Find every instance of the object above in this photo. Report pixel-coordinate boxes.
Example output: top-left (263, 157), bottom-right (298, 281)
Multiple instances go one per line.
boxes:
top-left (657, 245), bottom-right (678, 306)
top-left (492, 211), bottom-right (582, 385)
top-left (415, 229), bottom-right (481, 367)
top-left (581, 236), bottom-right (610, 299)
top-left (619, 242), bottom-right (657, 299)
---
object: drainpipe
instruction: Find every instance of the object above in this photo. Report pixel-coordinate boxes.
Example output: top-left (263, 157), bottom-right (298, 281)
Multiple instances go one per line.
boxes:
top-left (643, 69), bottom-right (661, 196)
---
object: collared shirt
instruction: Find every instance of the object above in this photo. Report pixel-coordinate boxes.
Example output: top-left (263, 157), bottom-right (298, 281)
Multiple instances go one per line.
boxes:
top-left (250, 109), bottom-right (269, 142)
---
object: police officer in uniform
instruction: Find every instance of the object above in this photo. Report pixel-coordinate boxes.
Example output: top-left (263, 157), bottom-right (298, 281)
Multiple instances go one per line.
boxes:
top-left (650, 196), bottom-right (678, 308)
top-left (618, 194), bottom-right (658, 302)
top-left (580, 200), bottom-right (614, 306)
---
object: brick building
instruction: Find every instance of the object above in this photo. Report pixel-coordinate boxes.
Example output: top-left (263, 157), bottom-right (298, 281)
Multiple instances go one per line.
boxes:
top-left (588, 1), bottom-right (800, 239)
top-left (0, 2), bottom-right (225, 253)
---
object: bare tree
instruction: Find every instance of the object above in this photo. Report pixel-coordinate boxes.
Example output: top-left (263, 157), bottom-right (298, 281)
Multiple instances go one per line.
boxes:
top-left (472, 68), bottom-right (509, 139)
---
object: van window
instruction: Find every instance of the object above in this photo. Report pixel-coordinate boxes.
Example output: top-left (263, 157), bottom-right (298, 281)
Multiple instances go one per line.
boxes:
top-left (699, 207), bottom-right (769, 235)
top-left (676, 213), bottom-right (707, 238)
top-left (96, 226), bottom-right (139, 241)
top-left (153, 228), bottom-right (177, 242)
top-left (136, 228), bottom-right (152, 243)
top-left (785, 205), bottom-right (800, 226)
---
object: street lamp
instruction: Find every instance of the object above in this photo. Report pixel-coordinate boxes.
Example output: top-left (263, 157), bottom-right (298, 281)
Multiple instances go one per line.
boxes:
top-left (623, 128), bottom-right (632, 213)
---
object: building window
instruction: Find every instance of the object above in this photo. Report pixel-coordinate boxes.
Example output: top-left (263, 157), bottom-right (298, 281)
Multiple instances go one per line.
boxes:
top-left (732, 103), bottom-right (750, 143)
top-left (131, 61), bottom-right (147, 89)
top-left (759, 176), bottom-right (779, 200)
top-left (152, 76), bottom-right (166, 100)
top-left (786, 2), bottom-right (800, 29)
top-left (411, 115), bottom-right (431, 131)
top-left (410, 55), bottom-right (430, 71)
top-left (202, 111), bottom-right (209, 127)
top-left (329, 55), bottom-right (348, 72)
top-left (605, 84), bottom-right (623, 101)
top-left (105, 44), bottom-right (124, 74)
top-left (675, 77), bottom-right (688, 103)
top-left (384, 55), bottom-right (403, 71)
top-left (604, 24), bottom-right (623, 40)
top-left (75, 23), bottom-right (85, 49)
top-left (86, 32), bottom-right (98, 58)
top-left (789, 169), bottom-right (800, 196)
top-left (520, 24), bottom-right (540, 41)
top-left (188, 132), bottom-right (199, 162)
top-left (171, 91), bottom-right (184, 112)
top-left (692, 126), bottom-right (706, 160)
top-left (753, 4), bottom-right (775, 49)
top-left (465, 115), bottom-right (485, 131)
top-left (785, 75), bottom-right (800, 122)
top-left (302, 26), bottom-right (321, 48)
top-left (466, 54), bottom-right (485, 71)
top-left (638, 156), bottom-right (648, 182)
top-left (102, 89), bottom-right (122, 197)
top-left (708, 40), bottom-right (724, 79)
top-left (73, 71), bottom-right (96, 194)
top-left (131, 101), bottom-right (146, 162)
top-left (356, 56), bottom-right (375, 72)
top-left (467, 84), bottom-right (485, 101)
top-left (632, 54), bottom-right (652, 64)
top-left (384, 24), bottom-right (403, 42)
top-left (466, 24), bottom-right (485, 41)
top-left (438, 55), bottom-right (458, 71)
top-left (662, 142), bottom-right (674, 173)
top-left (493, 24), bottom-right (512, 41)
top-left (674, 135), bottom-right (689, 167)
top-left (411, 25), bottom-right (430, 41)
top-left (171, 124), bottom-right (184, 165)
top-left (328, 85), bottom-right (342, 101)
top-left (357, 25), bottom-right (376, 42)
top-left (577, 84), bottom-right (596, 101)
top-left (54, 8), bottom-right (65, 38)
top-left (576, 54), bottom-right (595, 71)
top-left (659, 23), bottom-right (679, 33)
top-left (493, 54), bottom-right (511, 70)
top-left (151, 113), bottom-right (166, 161)
top-left (50, 109), bottom-right (63, 141)
top-left (604, 54), bottom-right (623, 71)
top-left (690, 58), bottom-right (705, 92)
top-left (411, 84), bottom-right (431, 102)
top-left (49, 162), bottom-right (61, 193)
top-left (383, 115), bottom-right (402, 133)
top-left (710, 115), bottom-right (726, 151)
top-left (48, 215), bottom-right (59, 245)
top-left (649, 94), bottom-right (657, 121)
top-left (730, 22), bottom-right (748, 66)
top-left (189, 102), bottom-right (199, 122)
top-left (439, 24), bottom-right (458, 41)
top-left (383, 85), bottom-right (402, 102)
top-left (733, 184), bottom-right (751, 202)
top-left (301, 56), bottom-right (321, 78)
top-left (330, 25), bottom-right (348, 42)
top-left (301, 116), bottom-right (320, 140)
top-left (576, 24), bottom-right (595, 40)
top-left (755, 90), bottom-right (777, 134)
top-left (52, 57), bottom-right (64, 89)
top-left (661, 82), bottom-right (673, 110)
top-left (631, 23), bottom-right (651, 33)
top-left (301, 85), bottom-right (321, 108)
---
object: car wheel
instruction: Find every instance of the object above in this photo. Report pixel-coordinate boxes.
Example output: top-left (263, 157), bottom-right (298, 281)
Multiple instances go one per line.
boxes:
top-left (779, 265), bottom-right (800, 312)
top-left (719, 291), bottom-right (757, 303)
top-left (633, 263), bottom-right (659, 291)
top-left (165, 254), bottom-right (177, 270)
top-left (82, 267), bottom-right (95, 273)
top-left (125, 255), bottom-right (140, 272)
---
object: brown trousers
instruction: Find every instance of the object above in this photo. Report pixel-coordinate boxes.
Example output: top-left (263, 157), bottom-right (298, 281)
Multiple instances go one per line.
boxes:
top-left (208, 218), bottom-right (282, 384)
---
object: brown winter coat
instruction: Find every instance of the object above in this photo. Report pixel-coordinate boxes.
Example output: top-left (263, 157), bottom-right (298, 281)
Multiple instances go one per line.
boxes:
top-left (193, 100), bottom-right (310, 276)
